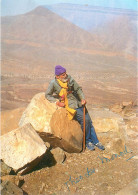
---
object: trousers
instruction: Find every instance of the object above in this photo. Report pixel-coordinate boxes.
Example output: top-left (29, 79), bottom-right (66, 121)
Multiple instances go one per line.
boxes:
top-left (74, 107), bottom-right (99, 144)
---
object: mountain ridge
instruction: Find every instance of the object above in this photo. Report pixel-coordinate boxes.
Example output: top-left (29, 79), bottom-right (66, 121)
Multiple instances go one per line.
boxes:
top-left (1, 5), bottom-right (137, 77)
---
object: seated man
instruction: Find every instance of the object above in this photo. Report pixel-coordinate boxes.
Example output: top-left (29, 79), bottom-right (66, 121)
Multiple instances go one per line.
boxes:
top-left (45, 65), bottom-right (105, 151)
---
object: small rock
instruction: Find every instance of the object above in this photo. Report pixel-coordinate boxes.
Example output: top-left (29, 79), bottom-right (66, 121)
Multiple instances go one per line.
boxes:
top-left (1, 181), bottom-right (24, 195)
top-left (1, 175), bottom-right (24, 187)
top-left (50, 147), bottom-right (66, 164)
top-left (1, 160), bottom-right (13, 176)
top-left (45, 142), bottom-right (51, 148)
top-left (122, 101), bottom-right (133, 107)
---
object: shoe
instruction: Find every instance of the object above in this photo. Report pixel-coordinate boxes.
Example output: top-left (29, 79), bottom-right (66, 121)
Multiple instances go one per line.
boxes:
top-left (86, 142), bottom-right (95, 151)
top-left (95, 142), bottom-right (105, 150)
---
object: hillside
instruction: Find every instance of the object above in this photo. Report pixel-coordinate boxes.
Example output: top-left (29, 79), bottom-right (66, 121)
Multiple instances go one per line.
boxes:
top-left (2, 5), bottom-right (137, 76)
top-left (2, 6), bottom-right (102, 74)
top-left (1, 6), bottom-right (137, 110)
top-left (45, 4), bottom-right (138, 56)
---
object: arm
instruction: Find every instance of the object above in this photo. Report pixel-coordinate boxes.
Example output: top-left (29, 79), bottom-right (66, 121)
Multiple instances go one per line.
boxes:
top-left (45, 80), bottom-right (65, 107)
top-left (73, 79), bottom-right (85, 100)
top-left (45, 80), bottom-right (57, 103)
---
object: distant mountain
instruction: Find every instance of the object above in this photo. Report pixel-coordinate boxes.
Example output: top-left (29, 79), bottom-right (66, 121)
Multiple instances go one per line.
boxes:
top-left (1, 6), bottom-right (137, 77)
top-left (45, 4), bottom-right (138, 56)
top-left (93, 15), bottom-right (137, 56)
top-left (45, 4), bottom-right (137, 30)
top-left (1, 6), bottom-right (104, 74)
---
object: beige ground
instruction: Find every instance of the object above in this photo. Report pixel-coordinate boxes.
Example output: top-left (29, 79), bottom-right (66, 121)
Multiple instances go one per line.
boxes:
top-left (1, 75), bottom-right (137, 195)
top-left (20, 134), bottom-right (137, 195)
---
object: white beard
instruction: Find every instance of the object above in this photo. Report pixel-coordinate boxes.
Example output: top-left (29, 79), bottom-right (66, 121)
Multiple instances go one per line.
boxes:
top-left (59, 76), bottom-right (68, 83)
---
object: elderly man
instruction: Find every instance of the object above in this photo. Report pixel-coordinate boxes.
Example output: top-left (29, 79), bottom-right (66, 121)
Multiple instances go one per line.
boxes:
top-left (45, 65), bottom-right (105, 151)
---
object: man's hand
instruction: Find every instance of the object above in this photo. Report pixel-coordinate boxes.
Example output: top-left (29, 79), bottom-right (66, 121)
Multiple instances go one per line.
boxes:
top-left (60, 95), bottom-right (65, 101)
top-left (81, 99), bottom-right (86, 105)
top-left (56, 101), bottom-right (65, 107)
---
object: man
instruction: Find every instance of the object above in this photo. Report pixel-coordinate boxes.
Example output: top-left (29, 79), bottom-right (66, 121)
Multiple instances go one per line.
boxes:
top-left (45, 65), bottom-right (105, 151)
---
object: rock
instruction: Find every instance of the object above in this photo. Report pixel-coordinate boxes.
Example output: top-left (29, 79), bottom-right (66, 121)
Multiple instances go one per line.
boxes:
top-left (19, 93), bottom-right (58, 133)
top-left (45, 142), bottom-right (51, 148)
top-left (50, 108), bottom-right (83, 153)
top-left (111, 138), bottom-right (126, 154)
top-left (122, 101), bottom-right (133, 107)
top-left (1, 175), bottom-right (24, 187)
top-left (89, 109), bottom-right (123, 133)
top-left (109, 104), bottom-right (123, 113)
top-left (1, 161), bottom-right (13, 176)
top-left (50, 147), bottom-right (66, 164)
top-left (127, 117), bottom-right (138, 131)
top-left (19, 93), bottom-right (83, 153)
top-left (0, 123), bottom-right (47, 175)
top-left (105, 138), bottom-right (126, 154)
top-left (118, 122), bottom-right (128, 141)
top-left (1, 181), bottom-right (24, 195)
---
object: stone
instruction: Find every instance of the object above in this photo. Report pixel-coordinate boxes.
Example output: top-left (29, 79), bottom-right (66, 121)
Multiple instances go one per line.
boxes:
top-left (19, 93), bottom-right (83, 153)
top-left (111, 138), bottom-right (126, 154)
top-left (50, 147), bottom-right (66, 164)
top-left (1, 175), bottom-right (24, 187)
top-left (105, 138), bottom-right (126, 154)
top-left (45, 142), bottom-right (51, 148)
top-left (109, 104), bottom-right (123, 113)
top-left (122, 101), bottom-right (133, 107)
top-left (0, 123), bottom-right (47, 174)
top-left (19, 92), bottom-right (58, 133)
top-left (1, 181), bottom-right (24, 195)
top-left (1, 160), bottom-right (13, 176)
top-left (89, 109), bottom-right (123, 133)
top-left (128, 117), bottom-right (138, 131)
top-left (50, 108), bottom-right (83, 153)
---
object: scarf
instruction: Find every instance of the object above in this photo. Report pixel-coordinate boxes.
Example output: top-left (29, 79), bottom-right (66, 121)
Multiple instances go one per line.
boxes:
top-left (57, 79), bottom-right (76, 120)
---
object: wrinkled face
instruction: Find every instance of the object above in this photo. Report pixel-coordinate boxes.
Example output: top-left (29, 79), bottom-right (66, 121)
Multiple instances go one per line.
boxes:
top-left (56, 72), bottom-right (68, 82)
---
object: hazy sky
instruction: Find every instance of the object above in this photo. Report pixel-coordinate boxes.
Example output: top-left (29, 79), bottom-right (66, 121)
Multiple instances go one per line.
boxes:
top-left (1, 0), bottom-right (138, 16)
top-left (35, 0), bottom-right (138, 10)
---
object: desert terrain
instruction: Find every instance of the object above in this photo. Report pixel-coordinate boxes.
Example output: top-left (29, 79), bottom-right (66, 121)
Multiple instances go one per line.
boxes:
top-left (1, 4), bottom-right (138, 195)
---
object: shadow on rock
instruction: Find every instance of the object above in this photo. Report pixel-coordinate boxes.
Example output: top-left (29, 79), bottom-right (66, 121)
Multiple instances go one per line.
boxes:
top-left (23, 148), bottom-right (57, 174)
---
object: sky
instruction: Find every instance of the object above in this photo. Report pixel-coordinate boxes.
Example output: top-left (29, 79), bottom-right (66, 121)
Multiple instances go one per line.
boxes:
top-left (35, 0), bottom-right (138, 10)
top-left (1, 0), bottom-right (138, 16)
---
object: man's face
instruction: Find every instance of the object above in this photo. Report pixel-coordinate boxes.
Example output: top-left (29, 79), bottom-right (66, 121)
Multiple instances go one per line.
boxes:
top-left (59, 72), bottom-right (67, 79)
top-left (56, 72), bottom-right (68, 82)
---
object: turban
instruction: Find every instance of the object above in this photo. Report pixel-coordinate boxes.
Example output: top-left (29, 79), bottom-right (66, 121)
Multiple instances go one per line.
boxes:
top-left (55, 65), bottom-right (66, 76)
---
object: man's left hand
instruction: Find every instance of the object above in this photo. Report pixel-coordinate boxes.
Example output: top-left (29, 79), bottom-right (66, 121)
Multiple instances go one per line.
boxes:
top-left (81, 99), bottom-right (86, 105)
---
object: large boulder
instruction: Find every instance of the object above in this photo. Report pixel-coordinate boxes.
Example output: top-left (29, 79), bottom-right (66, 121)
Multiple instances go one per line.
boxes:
top-left (19, 93), bottom-right (57, 133)
top-left (89, 109), bottom-right (124, 134)
top-left (0, 123), bottom-right (47, 175)
top-left (19, 93), bottom-right (83, 153)
top-left (50, 108), bottom-right (83, 153)
top-left (89, 108), bottom-right (128, 154)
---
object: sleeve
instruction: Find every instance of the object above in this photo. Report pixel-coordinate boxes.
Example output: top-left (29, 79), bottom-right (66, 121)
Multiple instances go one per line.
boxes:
top-left (45, 81), bottom-right (58, 103)
top-left (73, 79), bottom-right (85, 100)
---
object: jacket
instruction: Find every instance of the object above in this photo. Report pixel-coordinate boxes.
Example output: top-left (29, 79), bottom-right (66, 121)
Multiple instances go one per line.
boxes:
top-left (45, 75), bottom-right (85, 109)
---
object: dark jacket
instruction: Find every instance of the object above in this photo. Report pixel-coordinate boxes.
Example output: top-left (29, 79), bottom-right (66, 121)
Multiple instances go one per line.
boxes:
top-left (45, 75), bottom-right (85, 109)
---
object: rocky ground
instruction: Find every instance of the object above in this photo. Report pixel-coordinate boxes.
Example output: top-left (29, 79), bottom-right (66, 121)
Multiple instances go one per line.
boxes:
top-left (1, 102), bottom-right (137, 195)
top-left (20, 140), bottom-right (137, 195)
